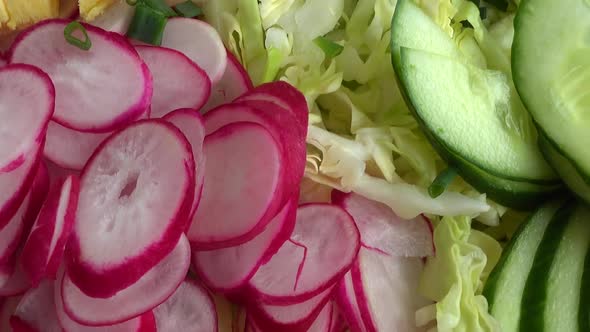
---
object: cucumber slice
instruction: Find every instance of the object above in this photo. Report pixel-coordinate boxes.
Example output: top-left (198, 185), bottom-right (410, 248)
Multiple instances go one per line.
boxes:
top-left (521, 202), bottom-right (590, 331)
top-left (396, 46), bottom-right (556, 183)
top-left (513, 0), bottom-right (590, 183)
top-left (483, 200), bottom-right (564, 332)
top-left (539, 133), bottom-right (590, 203)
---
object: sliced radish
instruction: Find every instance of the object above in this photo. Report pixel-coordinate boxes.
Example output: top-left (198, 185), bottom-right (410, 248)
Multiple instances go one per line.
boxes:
top-left (0, 143), bottom-right (42, 230)
top-left (21, 175), bottom-right (79, 287)
top-left (0, 193), bottom-right (32, 267)
top-left (21, 163), bottom-right (50, 238)
top-left (66, 119), bottom-right (194, 298)
top-left (308, 302), bottom-right (337, 332)
top-left (161, 18), bottom-right (227, 84)
top-left (10, 280), bottom-right (62, 332)
top-left (351, 247), bottom-right (427, 332)
top-left (187, 122), bottom-right (283, 249)
top-left (336, 272), bottom-right (367, 332)
top-left (0, 64), bottom-right (54, 173)
top-left (236, 81), bottom-right (309, 137)
top-left (202, 51), bottom-right (253, 113)
top-left (250, 286), bottom-right (335, 332)
top-left (248, 204), bottom-right (360, 304)
top-left (44, 121), bottom-right (110, 171)
top-left (1, 296), bottom-right (21, 332)
top-left (136, 46), bottom-right (211, 118)
top-left (85, 0), bottom-right (135, 34)
top-left (153, 279), bottom-right (217, 332)
top-left (163, 109), bottom-right (206, 219)
top-left (9, 19), bottom-right (152, 132)
top-left (332, 192), bottom-right (434, 257)
top-left (61, 235), bottom-right (191, 326)
top-left (328, 303), bottom-right (346, 332)
top-left (0, 55), bottom-right (5, 67)
top-left (0, 251), bottom-right (31, 297)
top-left (55, 269), bottom-right (157, 332)
top-left (193, 197), bottom-right (297, 293)
top-left (45, 160), bottom-right (81, 188)
top-left (203, 102), bottom-right (303, 206)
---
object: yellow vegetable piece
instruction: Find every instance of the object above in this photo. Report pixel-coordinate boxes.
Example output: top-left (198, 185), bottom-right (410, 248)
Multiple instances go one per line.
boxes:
top-left (0, 0), bottom-right (59, 30)
top-left (78, 0), bottom-right (117, 21)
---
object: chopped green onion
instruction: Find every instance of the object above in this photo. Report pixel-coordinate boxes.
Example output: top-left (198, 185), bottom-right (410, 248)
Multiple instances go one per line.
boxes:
top-left (64, 21), bottom-right (92, 51)
top-left (126, 3), bottom-right (167, 46)
top-left (143, 0), bottom-right (178, 17)
top-left (173, 0), bottom-right (202, 18)
top-left (314, 36), bottom-right (344, 58)
top-left (126, 0), bottom-right (138, 5)
top-left (428, 167), bottom-right (458, 198)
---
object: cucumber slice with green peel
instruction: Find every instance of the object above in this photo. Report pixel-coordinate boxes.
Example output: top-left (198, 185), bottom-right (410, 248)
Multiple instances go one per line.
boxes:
top-left (396, 46), bottom-right (557, 183)
top-left (482, 199), bottom-right (564, 332)
top-left (539, 133), bottom-right (590, 203)
top-left (513, 0), bottom-right (590, 183)
top-left (520, 202), bottom-right (590, 332)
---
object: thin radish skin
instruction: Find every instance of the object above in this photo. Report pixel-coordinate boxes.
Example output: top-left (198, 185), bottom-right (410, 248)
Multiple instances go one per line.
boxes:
top-left (336, 272), bottom-right (367, 332)
top-left (10, 280), bottom-right (62, 332)
top-left (248, 204), bottom-right (360, 305)
top-left (66, 119), bottom-right (195, 298)
top-left (0, 193), bottom-right (32, 267)
top-left (163, 108), bottom-right (207, 220)
top-left (332, 191), bottom-right (434, 258)
top-left (9, 19), bottom-right (152, 133)
top-left (161, 18), bottom-right (227, 84)
top-left (153, 280), bottom-right (217, 332)
top-left (21, 163), bottom-right (50, 239)
top-left (0, 64), bottom-right (54, 173)
top-left (54, 268), bottom-right (157, 332)
top-left (21, 176), bottom-right (79, 287)
top-left (351, 247), bottom-right (427, 332)
top-left (188, 122), bottom-right (283, 249)
top-left (61, 235), bottom-right (191, 326)
top-left (0, 251), bottom-right (31, 297)
top-left (193, 197), bottom-right (297, 293)
top-left (136, 46), bottom-right (211, 118)
top-left (202, 51), bottom-right (253, 113)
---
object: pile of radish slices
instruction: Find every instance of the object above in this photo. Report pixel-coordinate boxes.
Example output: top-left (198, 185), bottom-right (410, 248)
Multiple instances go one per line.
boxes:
top-left (0, 15), bottom-right (434, 332)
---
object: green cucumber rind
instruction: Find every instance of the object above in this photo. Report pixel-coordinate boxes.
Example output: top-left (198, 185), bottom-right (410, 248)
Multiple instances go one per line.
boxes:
top-left (482, 199), bottom-right (565, 331)
top-left (519, 201), bottom-right (576, 331)
top-left (390, 47), bottom-right (563, 209)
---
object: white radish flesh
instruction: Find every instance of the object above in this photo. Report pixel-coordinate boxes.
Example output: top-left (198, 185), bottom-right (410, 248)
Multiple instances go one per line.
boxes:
top-left (332, 192), bottom-right (434, 257)
top-left (202, 51), bottom-right (252, 113)
top-left (187, 122), bottom-right (283, 249)
top-left (0, 64), bottom-right (54, 173)
top-left (54, 269), bottom-right (157, 332)
top-left (351, 247), bottom-right (427, 332)
top-left (136, 46), bottom-right (211, 118)
top-left (61, 235), bottom-right (191, 326)
top-left (162, 18), bottom-right (227, 84)
top-left (84, 0), bottom-right (135, 34)
top-left (67, 119), bottom-right (194, 298)
top-left (9, 19), bottom-right (152, 132)
top-left (21, 175), bottom-right (79, 286)
top-left (153, 280), bottom-right (217, 332)
top-left (248, 204), bottom-right (360, 304)
top-left (44, 121), bottom-right (110, 171)
top-left (10, 280), bottom-right (62, 332)
top-left (163, 109), bottom-right (206, 219)
top-left (193, 198), bottom-right (297, 292)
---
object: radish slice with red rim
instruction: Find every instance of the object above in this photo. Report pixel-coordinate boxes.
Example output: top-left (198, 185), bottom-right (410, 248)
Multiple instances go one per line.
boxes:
top-left (202, 51), bottom-right (252, 113)
top-left (0, 296), bottom-right (21, 332)
top-left (153, 279), bottom-right (217, 332)
top-left (308, 302), bottom-right (337, 332)
top-left (84, 0), bottom-right (135, 34)
top-left (0, 56), bottom-right (5, 67)
top-left (55, 269), bottom-right (157, 332)
top-left (193, 197), bottom-right (297, 293)
top-left (66, 119), bottom-right (195, 298)
top-left (0, 64), bottom-right (54, 173)
top-left (187, 122), bottom-right (283, 249)
top-left (0, 251), bottom-right (31, 297)
top-left (248, 204), bottom-right (360, 305)
top-left (0, 142), bottom-right (42, 230)
top-left (21, 163), bottom-right (50, 238)
top-left (136, 46), bottom-right (211, 118)
top-left (0, 193), bottom-right (32, 267)
top-left (163, 108), bottom-right (206, 219)
top-left (21, 175), bottom-right (79, 287)
top-left (62, 235), bottom-right (191, 326)
top-left (10, 280), bottom-right (62, 332)
top-left (332, 191), bottom-right (434, 257)
top-left (351, 247), bottom-right (428, 332)
top-left (9, 19), bottom-right (152, 132)
top-left (250, 285), bottom-right (335, 332)
top-left (161, 18), bottom-right (227, 84)
top-left (335, 272), bottom-right (367, 332)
